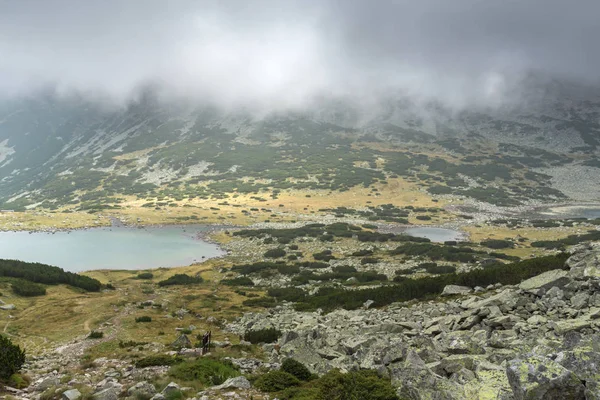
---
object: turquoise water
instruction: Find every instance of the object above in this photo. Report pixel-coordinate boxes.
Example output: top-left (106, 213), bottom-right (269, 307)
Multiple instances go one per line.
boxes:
top-left (404, 227), bottom-right (464, 242)
top-left (0, 225), bottom-right (224, 272)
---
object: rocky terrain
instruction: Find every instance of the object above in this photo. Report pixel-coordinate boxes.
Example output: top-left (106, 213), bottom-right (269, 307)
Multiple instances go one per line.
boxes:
top-left (227, 242), bottom-right (600, 399)
top-left (1, 242), bottom-right (599, 399)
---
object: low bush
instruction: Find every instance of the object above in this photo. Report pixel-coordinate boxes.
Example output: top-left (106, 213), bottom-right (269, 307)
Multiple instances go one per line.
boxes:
top-left (254, 370), bottom-right (300, 392)
top-left (264, 248), bottom-right (287, 258)
top-left (168, 357), bottom-right (239, 386)
top-left (135, 354), bottom-right (183, 368)
top-left (11, 280), bottom-right (46, 297)
top-left (135, 316), bottom-right (152, 323)
top-left (221, 276), bottom-right (255, 286)
top-left (244, 328), bottom-right (282, 344)
top-left (136, 272), bottom-right (154, 280)
top-left (87, 331), bottom-right (103, 339)
top-left (242, 296), bottom-right (277, 308)
top-left (316, 369), bottom-right (398, 400)
top-left (158, 274), bottom-right (203, 287)
top-left (481, 239), bottom-right (514, 249)
top-left (281, 358), bottom-right (312, 381)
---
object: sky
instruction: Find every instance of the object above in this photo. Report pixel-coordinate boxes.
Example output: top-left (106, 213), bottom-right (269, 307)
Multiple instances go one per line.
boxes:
top-left (1, 0), bottom-right (599, 110)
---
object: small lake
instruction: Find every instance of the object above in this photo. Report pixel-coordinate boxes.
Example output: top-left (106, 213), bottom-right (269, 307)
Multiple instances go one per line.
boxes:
top-left (0, 225), bottom-right (224, 272)
top-left (403, 227), bottom-right (464, 242)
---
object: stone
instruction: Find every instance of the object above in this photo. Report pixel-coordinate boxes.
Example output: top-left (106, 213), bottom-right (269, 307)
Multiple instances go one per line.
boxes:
top-left (212, 376), bottom-right (252, 390)
top-left (363, 299), bottom-right (375, 309)
top-left (506, 355), bottom-right (586, 400)
top-left (171, 334), bottom-right (192, 349)
top-left (35, 376), bottom-right (60, 392)
top-left (62, 389), bottom-right (82, 400)
top-left (128, 381), bottom-right (157, 398)
top-left (570, 292), bottom-right (590, 309)
top-left (0, 304), bottom-right (16, 310)
top-left (518, 269), bottom-right (571, 293)
top-left (162, 382), bottom-right (181, 396)
top-left (91, 388), bottom-right (119, 400)
top-left (441, 285), bottom-right (472, 296)
top-left (567, 244), bottom-right (600, 279)
top-left (527, 315), bottom-right (548, 325)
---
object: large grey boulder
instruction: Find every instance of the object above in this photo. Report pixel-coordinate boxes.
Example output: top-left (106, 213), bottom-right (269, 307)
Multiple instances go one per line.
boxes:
top-left (518, 269), bottom-right (571, 293)
top-left (171, 334), bottom-right (192, 349)
top-left (127, 381), bottom-right (156, 398)
top-left (62, 389), bottom-right (82, 400)
top-left (441, 285), bottom-right (471, 296)
top-left (212, 376), bottom-right (251, 390)
top-left (506, 355), bottom-right (586, 400)
top-left (567, 243), bottom-right (600, 279)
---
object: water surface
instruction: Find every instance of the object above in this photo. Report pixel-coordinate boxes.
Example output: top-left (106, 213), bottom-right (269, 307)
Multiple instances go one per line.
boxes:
top-left (0, 225), bottom-right (224, 272)
top-left (404, 227), bottom-right (464, 242)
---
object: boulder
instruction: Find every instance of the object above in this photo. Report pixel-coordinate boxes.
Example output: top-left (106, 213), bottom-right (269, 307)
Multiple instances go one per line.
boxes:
top-left (161, 382), bottom-right (181, 396)
top-left (567, 243), bottom-right (600, 279)
top-left (212, 376), bottom-right (252, 390)
top-left (0, 304), bottom-right (16, 310)
top-left (171, 334), bottom-right (192, 349)
top-left (441, 285), bottom-right (471, 296)
top-left (570, 292), bottom-right (590, 309)
top-left (62, 389), bottom-right (82, 400)
top-left (127, 381), bottom-right (157, 398)
top-left (91, 388), bottom-right (119, 400)
top-left (35, 376), bottom-right (60, 392)
top-left (518, 269), bottom-right (571, 293)
top-left (506, 355), bottom-right (586, 400)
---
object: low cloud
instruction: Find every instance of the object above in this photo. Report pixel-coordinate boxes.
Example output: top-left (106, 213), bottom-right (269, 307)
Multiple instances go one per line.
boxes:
top-left (1, 0), bottom-right (599, 111)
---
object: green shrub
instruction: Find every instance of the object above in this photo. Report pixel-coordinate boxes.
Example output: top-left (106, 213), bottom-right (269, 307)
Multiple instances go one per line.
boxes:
top-left (11, 280), bottom-right (46, 297)
top-left (135, 354), bottom-right (183, 368)
top-left (8, 373), bottom-right (31, 389)
top-left (254, 370), bottom-right (300, 392)
top-left (136, 272), bottom-right (154, 280)
top-left (244, 328), bottom-right (282, 344)
top-left (0, 335), bottom-right (26, 380)
top-left (264, 248), bottom-right (287, 258)
top-left (135, 316), bottom-right (152, 323)
top-left (87, 331), bottom-right (103, 339)
top-left (168, 358), bottom-right (239, 386)
top-left (481, 239), bottom-right (514, 249)
top-left (242, 297), bottom-right (277, 308)
top-left (158, 274), bottom-right (203, 287)
top-left (221, 276), bottom-right (255, 286)
top-left (317, 369), bottom-right (398, 400)
top-left (281, 358), bottom-right (312, 381)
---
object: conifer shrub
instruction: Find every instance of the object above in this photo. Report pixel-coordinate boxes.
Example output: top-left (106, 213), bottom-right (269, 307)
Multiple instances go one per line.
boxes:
top-left (0, 335), bottom-right (26, 380)
top-left (281, 358), bottom-right (312, 381)
top-left (135, 316), bottom-right (152, 323)
top-left (11, 280), bottom-right (46, 297)
top-left (158, 274), bottom-right (203, 287)
top-left (87, 331), bottom-right (103, 339)
top-left (243, 328), bottom-right (282, 344)
top-left (254, 370), bottom-right (300, 392)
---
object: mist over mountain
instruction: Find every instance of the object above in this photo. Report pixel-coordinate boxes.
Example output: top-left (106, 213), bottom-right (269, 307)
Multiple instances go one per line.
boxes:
top-left (1, 1), bottom-right (600, 209)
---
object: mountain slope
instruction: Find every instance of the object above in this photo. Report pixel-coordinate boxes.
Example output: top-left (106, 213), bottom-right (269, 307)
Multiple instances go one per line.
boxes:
top-left (0, 80), bottom-right (599, 211)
